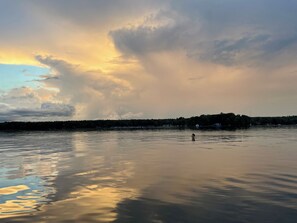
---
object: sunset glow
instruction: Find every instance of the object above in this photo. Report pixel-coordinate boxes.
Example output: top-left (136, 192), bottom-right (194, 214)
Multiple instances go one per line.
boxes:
top-left (1, 0), bottom-right (297, 121)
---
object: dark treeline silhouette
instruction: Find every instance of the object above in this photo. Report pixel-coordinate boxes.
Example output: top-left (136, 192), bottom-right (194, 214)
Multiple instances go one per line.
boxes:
top-left (0, 113), bottom-right (296, 131)
top-left (187, 113), bottom-right (251, 129)
top-left (251, 116), bottom-right (297, 126)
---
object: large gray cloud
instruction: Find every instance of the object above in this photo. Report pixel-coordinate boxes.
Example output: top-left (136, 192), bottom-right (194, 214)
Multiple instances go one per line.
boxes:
top-left (171, 0), bottom-right (297, 32)
top-left (109, 0), bottom-right (297, 116)
top-left (0, 0), bottom-right (165, 45)
top-left (0, 86), bottom-right (75, 121)
top-left (29, 0), bottom-right (165, 29)
top-left (0, 102), bottom-right (74, 122)
top-left (110, 0), bottom-right (297, 67)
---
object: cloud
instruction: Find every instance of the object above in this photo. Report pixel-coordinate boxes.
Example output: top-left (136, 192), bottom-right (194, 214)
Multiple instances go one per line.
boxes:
top-left (0, 87), bottom-right (74, 121)
top-left (35, 55), bottom-right (143, 119)
top-left (0, 103), bottom-right (10, 112)
top-left (0, 0), bottom-right (167, 66)
top-left (110, 11), bottom-right (187, 57)
top-left (193, 35), bottom-right (270, 66)
top-left (108, 0), bottom-right (297, 116)
top-left (2, 0), bottom-right (297, 68)
top-left (0, 102), bottom-right (74, 122)
top-left (111, 0), bottom-right (297, 67)
top-left (1, 0), bottom-right (297, 118)
top-left (29, 0), bottom-right (166, 29)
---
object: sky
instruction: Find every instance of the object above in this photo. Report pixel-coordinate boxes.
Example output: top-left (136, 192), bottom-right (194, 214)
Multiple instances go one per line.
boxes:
top-left (0, 0), bottom-right (297, 121)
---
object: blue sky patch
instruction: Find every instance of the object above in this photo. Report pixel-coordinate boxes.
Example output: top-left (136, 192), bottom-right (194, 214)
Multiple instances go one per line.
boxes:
top-left (0, 64), bottom-right (50, 90)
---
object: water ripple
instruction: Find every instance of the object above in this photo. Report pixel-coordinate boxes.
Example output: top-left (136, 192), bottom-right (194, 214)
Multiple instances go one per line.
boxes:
top-left (1, 128), bottom-right (297, 222)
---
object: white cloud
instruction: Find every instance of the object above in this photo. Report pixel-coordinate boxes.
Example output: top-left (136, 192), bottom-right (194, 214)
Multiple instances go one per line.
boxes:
top-left (35, 55), bottom-right (144, 120)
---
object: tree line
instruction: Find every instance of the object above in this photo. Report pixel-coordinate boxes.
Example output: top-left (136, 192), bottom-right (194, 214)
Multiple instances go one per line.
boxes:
top-left (0, 113), bottom-right (296, 131)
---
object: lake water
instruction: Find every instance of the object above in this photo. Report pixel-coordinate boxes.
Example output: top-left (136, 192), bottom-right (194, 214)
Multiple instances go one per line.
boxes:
top-left (0, 127), bottom-right (297, 222)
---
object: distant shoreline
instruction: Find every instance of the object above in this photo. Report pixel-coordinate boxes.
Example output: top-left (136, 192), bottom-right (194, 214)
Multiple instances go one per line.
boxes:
top-left (1, 113), bottom-right (297, 132)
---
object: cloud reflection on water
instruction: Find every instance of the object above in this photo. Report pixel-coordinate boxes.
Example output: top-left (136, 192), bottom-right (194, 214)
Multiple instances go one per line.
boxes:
top-left (0, 129), bottom-right (297, 222)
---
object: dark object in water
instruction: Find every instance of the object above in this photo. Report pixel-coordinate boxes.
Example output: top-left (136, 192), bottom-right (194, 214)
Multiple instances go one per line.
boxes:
top-left (192, 133), bottom-right (196, 141)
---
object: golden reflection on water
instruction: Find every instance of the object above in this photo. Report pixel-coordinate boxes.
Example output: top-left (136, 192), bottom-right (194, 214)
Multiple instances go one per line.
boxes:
top-left (0, 185), bottom-right (29, 196)
top-left (0, 138), bottom-right (61, 219)
top-left (0, 197), bottom-right (38, 219)
top-left (42, 132), bottom-right (140, 222)
top-left (38, 186), bottom-right (138, 222)
top-left (1, 132), bottom-right (140, 221)
top-left (1, 129), bottom-right (297, 222)
top-left (0, 185), bottom-right (34, 219)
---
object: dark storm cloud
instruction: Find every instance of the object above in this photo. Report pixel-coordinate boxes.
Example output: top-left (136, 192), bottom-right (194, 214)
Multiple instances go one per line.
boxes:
top-left (110, 25), bottom-right (184, 56)
top-left (110, 0), bottom-right (297, 66)
top-left (191, 34), bottom-right (297, 66)
top-left (170, 0), bottom-right (297, 32)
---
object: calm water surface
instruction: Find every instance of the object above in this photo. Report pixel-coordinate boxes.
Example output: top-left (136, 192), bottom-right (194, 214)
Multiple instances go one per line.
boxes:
top-left (0, 127), bottom-right (297, 222)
